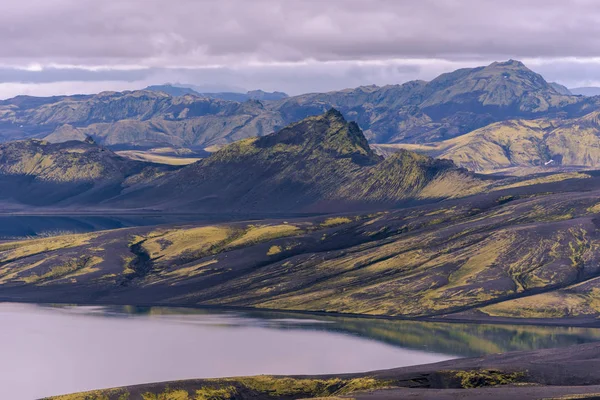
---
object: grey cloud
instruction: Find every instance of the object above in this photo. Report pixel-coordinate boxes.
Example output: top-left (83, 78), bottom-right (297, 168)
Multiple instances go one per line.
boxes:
top-left (2, 0), bottom-right (600, 67)
top-left (0, 67), bottom-right (154, 83)
top-left (3, 0), bottom-right (600, 98)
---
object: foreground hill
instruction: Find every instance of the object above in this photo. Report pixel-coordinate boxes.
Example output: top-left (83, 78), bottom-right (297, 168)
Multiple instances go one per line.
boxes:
top-left (110, 109), bottom-right (484, 213)
top-left (4, 167), bottom-right (600, 324)
top-left (375, 110), bottom-right (600, 173)
top-left (0, 139), bottom-right (173, 208)
top-left (0, 60), bottom-right (595, 149)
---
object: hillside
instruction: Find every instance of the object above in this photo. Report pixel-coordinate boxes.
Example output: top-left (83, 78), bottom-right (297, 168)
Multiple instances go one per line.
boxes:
top-left (0, 139), bottom-right (173, 207)
top-left (4, 168), bottom-right (600, 324)
top-left (110, 109), bottom-right (483, 213)
top-left (375, 110), bottom-right (600, 173)
top-left (0, 60), bottom-right (595, 149)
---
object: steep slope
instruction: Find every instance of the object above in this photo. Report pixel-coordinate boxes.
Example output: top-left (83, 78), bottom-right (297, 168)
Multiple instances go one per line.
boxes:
top-left (113, 109), bottom-right (482, 213)
top-left (550, 82), bottom-right (572, 95)
top-left (375, 119), bottom-right (558, 172)
top-left (419, 60), bottom-right (571, 113)
top-left (0, 139), bottom-right (172, 207)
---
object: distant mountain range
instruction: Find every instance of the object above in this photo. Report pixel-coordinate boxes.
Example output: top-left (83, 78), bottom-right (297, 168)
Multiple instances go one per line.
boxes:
top-left (2, 60), bottom-right (600, 152)
top-left (144, 84), bottom-right (289, 102)
top-left (570, 87), bottom-right (600, 96)
top-left (547, 84), bottom-right (600, 97)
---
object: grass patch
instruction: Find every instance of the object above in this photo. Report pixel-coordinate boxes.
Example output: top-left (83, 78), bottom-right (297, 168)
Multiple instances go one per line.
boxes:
top-left (21, 256), bottom-right (102, 284)
top-left (142, 226), bottom-right (233, 261)
top-left (45, 376), bottom-right (389, 400)
top-left (442, 369), bottom-right (526, 388)
top-left (267, 246), bottom-right (283, 256)
top-left (321, 217), bottom-right (353, 227)
top-left (228, 224), bottom-right (302, 248)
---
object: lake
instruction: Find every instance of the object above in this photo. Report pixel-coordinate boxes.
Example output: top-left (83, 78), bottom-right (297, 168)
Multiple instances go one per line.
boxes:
top-left (2, 303), bottom-right (600, 400)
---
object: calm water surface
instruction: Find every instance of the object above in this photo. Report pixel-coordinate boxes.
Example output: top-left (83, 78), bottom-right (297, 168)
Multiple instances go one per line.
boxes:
top-left (2, 303), bottom-right (600, 400)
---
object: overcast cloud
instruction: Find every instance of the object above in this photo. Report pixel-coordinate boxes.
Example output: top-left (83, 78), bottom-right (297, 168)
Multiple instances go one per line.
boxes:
top-left (2, 0), bottom-right (600, 98)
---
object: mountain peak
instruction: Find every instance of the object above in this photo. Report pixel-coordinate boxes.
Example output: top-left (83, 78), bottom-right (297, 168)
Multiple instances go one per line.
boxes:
top-left (325, 107), bottom-right (345, 120)
top-left (254, 109), bottom-right (380, 165)
top-left (493, 59), bottom-right (527, 68)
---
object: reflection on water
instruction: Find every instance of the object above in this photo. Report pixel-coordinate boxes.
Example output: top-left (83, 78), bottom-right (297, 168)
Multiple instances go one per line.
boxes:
top-left (0, 303), bottom-right (451, 400)
top-left (93, 305), bottom-right (600, 357)
top-left (3, 303), bottom-right (600, 400)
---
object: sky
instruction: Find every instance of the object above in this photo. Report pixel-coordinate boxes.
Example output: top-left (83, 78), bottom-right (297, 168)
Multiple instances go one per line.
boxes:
top-left (2, 0), bottom-right (600, 98)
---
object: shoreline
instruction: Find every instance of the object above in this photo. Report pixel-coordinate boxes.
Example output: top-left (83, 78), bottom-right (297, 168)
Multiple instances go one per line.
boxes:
top-left (43, 341), bottom-right (600, 400)
top-left (4, 298), bottom-right (600, 329)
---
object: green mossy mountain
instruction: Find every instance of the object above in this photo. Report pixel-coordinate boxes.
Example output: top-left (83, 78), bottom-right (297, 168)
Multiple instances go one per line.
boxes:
top-left (112, 109), bottom-right (481, 213)
top-left (0, 60), bottom-right (594, 149)
top-left (270, 60), bottom-right (592, 144)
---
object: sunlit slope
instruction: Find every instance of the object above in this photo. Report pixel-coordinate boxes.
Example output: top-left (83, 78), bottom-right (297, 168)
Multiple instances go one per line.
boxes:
top-left (6, 173), bottom-right (600, 322)
top-left (376, 111), bottom-right (600, 173)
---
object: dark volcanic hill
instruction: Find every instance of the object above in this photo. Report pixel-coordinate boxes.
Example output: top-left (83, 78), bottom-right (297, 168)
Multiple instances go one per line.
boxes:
top-left (111, 109), bottom-right (483, 213)
top-left (0, 139), bottom-right (173, 207)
